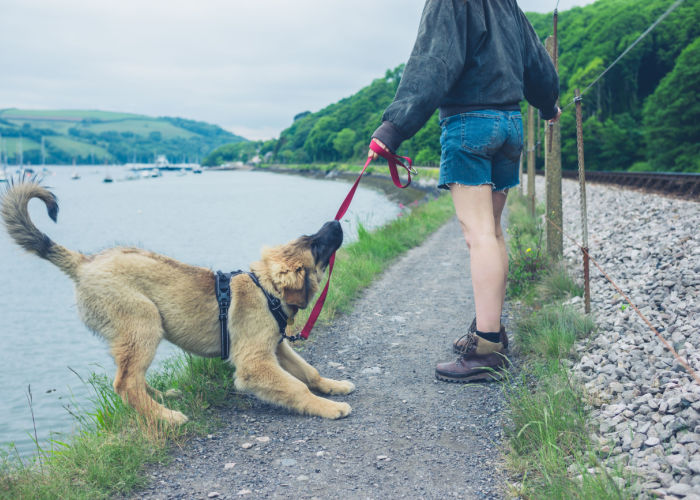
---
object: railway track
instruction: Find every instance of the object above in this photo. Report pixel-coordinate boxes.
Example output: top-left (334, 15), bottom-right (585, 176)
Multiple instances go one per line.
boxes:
top-left (536, 170), bottom-right (700, 200)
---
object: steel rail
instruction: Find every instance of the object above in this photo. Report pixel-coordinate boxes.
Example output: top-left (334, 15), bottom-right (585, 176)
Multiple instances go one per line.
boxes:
top-left (535, 170), bottom-right (700, 200)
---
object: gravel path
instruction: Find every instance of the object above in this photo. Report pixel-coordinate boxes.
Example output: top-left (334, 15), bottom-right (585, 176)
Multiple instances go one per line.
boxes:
top-left (131, 216), bottom-right (507, 500)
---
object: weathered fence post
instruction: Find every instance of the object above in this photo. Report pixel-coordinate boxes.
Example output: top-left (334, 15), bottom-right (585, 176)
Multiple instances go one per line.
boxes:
top-left (545, 35), bottom-right (563, 260)
top-left (574, 88), bottom-right (591, 314)
top-left (527, 105), bottom-right (535, 217)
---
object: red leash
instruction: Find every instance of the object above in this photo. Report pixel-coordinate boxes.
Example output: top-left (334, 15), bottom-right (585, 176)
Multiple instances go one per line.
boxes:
top-left (296, 141), bottom-right (416, 340)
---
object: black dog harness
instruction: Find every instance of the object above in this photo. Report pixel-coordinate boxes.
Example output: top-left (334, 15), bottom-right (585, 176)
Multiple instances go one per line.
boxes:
top-left (215, 270), bottom-right (300, 360)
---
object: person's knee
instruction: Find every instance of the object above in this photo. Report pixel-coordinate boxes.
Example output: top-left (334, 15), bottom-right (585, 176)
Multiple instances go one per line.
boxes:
top-left (461, 226), bottom-right (498, 249)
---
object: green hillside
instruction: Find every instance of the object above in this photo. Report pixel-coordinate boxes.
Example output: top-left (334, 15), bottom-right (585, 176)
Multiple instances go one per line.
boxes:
top-left (205, 0), bottom-right (699, 173)
top-left (0, 109), bottom-right (246, 165)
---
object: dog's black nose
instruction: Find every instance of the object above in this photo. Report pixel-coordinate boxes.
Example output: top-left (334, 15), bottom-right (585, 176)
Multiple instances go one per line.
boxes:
top-left (314, 220), bottom-right (342, 242)
top-left (324, 220), bottom-right (342, 239)
top-left (311, 220), bottom-right (343, 266)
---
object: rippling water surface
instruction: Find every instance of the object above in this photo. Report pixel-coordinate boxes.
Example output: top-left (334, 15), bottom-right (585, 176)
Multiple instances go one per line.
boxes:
top-left (0, 166), bottom-right (400, 456)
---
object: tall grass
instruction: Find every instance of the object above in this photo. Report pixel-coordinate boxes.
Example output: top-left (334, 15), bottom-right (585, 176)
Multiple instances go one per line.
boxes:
top-left (504, 192), bottom-right (630, 499)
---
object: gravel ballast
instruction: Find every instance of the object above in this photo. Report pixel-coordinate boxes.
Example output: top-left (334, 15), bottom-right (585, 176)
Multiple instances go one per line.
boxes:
top-left (531, 177), bottom-right (700, 499)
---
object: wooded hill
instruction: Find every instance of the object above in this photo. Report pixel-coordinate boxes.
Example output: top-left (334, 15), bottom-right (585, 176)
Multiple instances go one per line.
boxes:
top-left (0, 109), bottom-right (246, 165)
top-left (205, 0), bottom-right (699, 173)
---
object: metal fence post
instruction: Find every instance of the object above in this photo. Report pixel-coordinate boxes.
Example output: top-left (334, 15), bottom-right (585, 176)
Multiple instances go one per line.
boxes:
top-left (574, 88), bottom-right (591, 314)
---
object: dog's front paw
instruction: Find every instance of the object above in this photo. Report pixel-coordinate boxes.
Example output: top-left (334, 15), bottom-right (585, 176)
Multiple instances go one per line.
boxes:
top-left (329, 380), bottom-right (355, 395)
top-left (162, 409), bottom-right (189, 425)
top-left (315, 401), bottom-right (352, 419)
top-left (326, 401), bottom-right (352, 419)
top-left (316, 378), bottom-right (356, 395)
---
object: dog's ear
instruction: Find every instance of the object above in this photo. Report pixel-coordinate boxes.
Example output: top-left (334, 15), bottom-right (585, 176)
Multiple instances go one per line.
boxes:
top-left (263, 247), bottom-right (309, 308)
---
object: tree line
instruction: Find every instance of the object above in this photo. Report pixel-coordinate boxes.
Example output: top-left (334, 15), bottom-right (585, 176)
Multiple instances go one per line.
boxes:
top-left (0, 115), bottom-right (245, 166)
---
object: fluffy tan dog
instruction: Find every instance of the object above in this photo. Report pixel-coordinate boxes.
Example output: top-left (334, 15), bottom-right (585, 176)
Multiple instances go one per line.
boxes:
top-left (1, 181), bottom-right (354, 424)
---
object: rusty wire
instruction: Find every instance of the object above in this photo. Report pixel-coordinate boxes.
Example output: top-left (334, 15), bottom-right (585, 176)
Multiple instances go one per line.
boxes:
top-left (544, 215), bottom-right (700, 386)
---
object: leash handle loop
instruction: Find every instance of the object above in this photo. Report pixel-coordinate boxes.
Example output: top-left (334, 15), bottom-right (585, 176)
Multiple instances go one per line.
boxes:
top-left (369, 140), bottom-right (417, 187)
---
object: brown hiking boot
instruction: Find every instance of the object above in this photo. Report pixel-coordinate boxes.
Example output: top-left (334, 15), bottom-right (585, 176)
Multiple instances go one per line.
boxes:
top-left (453, 318), bottom-right (508, 354)
top-left (437, 332), bottom-right (510, 383)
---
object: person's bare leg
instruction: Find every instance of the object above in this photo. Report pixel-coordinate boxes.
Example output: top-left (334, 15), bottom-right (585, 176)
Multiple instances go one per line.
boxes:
top-left (492, 190), bottom-right (509, 312)
top-left (450, 183), bottom-right (503, 333)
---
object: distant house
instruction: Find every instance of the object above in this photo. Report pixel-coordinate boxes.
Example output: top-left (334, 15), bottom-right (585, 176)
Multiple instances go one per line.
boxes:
top-left (248, 155), bottom-right (262, 166)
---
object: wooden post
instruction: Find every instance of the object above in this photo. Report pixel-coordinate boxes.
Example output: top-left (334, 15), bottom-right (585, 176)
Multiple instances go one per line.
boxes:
top-left (574, 88), bottom-right (591, 314)
top-left (527, 105), bottom-right (535, 217)
top-left (545, 35), bottom-right (562, 260)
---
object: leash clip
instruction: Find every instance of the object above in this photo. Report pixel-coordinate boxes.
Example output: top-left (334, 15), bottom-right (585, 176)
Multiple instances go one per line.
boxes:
top-left (279, 332), bottom-right (305, 344)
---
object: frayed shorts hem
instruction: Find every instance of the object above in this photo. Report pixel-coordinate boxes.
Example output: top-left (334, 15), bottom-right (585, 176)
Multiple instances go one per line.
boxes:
top-left (438, 181), bottom-right (502, 191)
top-left (494, 180), bottom-right (519, 192)
top-left (438, 180), bottom-right (519, 192)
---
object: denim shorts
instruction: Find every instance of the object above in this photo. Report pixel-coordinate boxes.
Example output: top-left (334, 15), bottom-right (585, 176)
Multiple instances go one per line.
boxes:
top-left (438, 110), bottom-right (523, 191)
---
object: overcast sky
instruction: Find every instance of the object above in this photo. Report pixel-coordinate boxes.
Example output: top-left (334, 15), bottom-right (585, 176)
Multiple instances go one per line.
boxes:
top-left (1, 0), bottom-right (594, 141)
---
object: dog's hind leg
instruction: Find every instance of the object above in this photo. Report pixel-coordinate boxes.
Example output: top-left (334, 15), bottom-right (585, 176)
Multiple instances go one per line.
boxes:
top-left (146, 384), bottom-right (183, 400)
top-left (145, 383), bottom-right (164, 401)
top-left (113, 341), bottom-right (188, 425)
top-left (276, 341), bottom-right (355, 395)
top-left (234, 352), bottom-right (351, 419)
top-left (110, 305), bottom-right (188, 425)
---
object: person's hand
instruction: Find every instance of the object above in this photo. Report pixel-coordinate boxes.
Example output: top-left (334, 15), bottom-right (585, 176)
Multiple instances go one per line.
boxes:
top-left (548, 106), bottom-right (562, 123)
top-left (367, 138), bottom-right (390, 161)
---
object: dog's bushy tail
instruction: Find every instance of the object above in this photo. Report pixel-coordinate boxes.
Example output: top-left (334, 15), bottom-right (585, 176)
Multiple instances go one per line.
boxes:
top-left (1, 179), bottom-right (85, 280)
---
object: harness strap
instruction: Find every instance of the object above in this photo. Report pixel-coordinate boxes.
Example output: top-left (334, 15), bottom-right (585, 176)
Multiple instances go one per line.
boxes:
top-left (247, 272), bottom-right (291, 341)
top-left (298, 141), bottom-right (415, 340)
top-left (215, 270), bottom-right (291, 360)
top-left (215, 271), bottom-right (237, 360)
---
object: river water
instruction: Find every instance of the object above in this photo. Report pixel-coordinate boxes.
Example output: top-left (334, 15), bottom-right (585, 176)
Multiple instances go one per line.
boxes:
top-left (0, 166), bottom-right (401, 457)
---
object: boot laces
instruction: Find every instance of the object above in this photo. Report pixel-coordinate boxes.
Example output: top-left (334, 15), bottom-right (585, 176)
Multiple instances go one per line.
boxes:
top-left (455, 332), bottom-right (477, 356)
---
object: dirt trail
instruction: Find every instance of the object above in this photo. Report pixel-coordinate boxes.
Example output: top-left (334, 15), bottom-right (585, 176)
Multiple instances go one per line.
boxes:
top-left (133, 216), bottom-right (508, 499)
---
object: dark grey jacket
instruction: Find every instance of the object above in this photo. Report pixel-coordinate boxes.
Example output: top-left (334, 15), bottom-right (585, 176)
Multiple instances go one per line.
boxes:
top-left (373, 0), bottom-right (559, 152)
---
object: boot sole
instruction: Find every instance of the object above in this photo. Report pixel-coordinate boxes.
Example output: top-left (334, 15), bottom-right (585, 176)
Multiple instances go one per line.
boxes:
top-left (435, 369), bottom-right (505, 383)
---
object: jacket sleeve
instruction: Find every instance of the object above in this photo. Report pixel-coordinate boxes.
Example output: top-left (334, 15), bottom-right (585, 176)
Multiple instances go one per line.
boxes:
top-left (519, 8), bottom-right (559, 120)
top-left (372, 0), bottom-right (467, 152)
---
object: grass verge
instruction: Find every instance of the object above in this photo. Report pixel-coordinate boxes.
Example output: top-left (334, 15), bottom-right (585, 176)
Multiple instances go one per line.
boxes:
top-left (504, 191), bottom-right (631, 499)
top-left (0, 189), bottom-right (454, 500)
